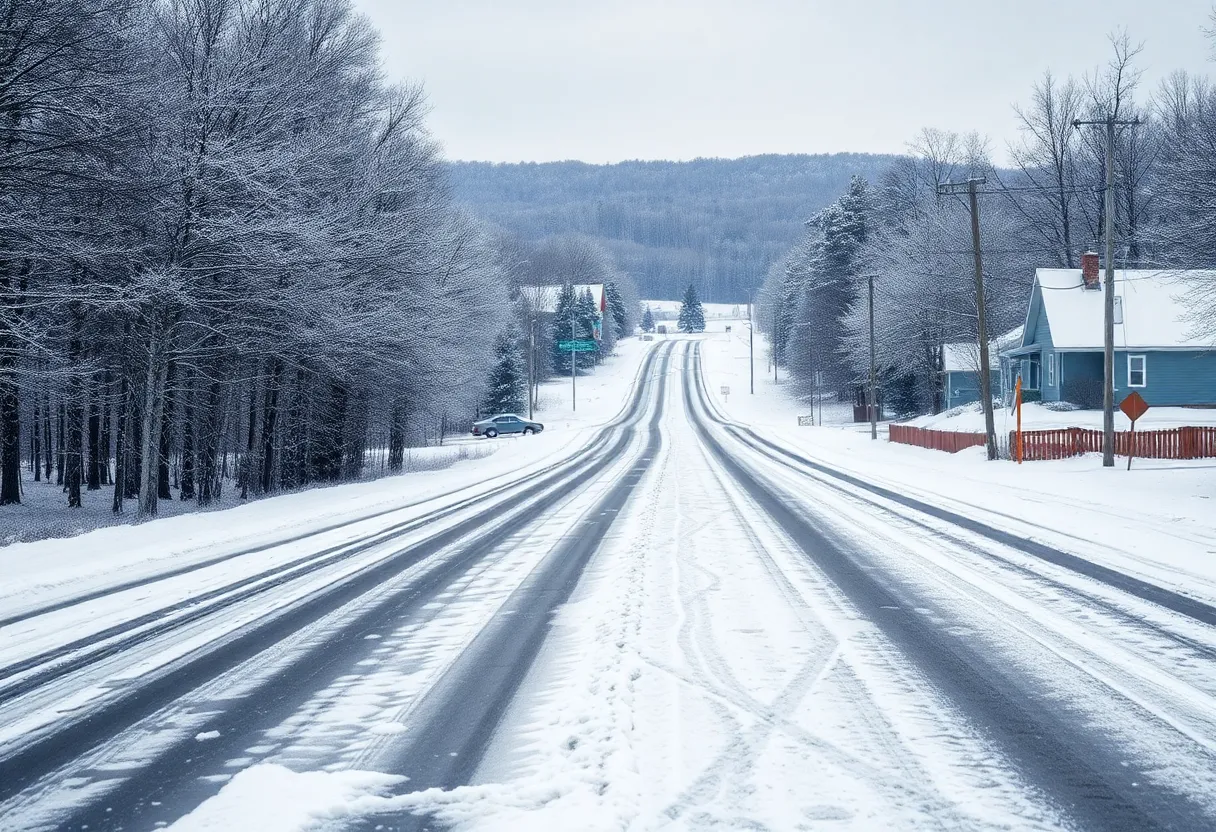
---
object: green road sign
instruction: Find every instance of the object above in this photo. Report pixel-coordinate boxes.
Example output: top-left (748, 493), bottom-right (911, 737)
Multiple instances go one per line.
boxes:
top-left (558, 339), bottom-right (598, 352)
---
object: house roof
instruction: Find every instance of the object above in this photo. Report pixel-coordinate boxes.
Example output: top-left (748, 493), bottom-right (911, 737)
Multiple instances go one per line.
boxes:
top-left (1027, 269), bottom-right (1216, 351)
top-left (942, 327), bottom-right (1019, 373)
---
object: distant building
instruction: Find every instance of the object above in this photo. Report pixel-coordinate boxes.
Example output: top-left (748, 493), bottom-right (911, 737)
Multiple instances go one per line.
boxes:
top-left (1001, 253), bottom-right (1216, 407)
top-left (940, 328), bottom-right (1022, 410)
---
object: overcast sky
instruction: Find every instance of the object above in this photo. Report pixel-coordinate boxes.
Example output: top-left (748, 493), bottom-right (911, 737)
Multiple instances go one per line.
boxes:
top-left (353, 0), bottom-right (1215, 164)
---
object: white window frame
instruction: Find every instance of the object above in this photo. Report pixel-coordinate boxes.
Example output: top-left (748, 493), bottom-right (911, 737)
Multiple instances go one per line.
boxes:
top-left (1127, 354), bottom-right (1147, 388)
top-left (1047, 353), bottom-right (1056, 387)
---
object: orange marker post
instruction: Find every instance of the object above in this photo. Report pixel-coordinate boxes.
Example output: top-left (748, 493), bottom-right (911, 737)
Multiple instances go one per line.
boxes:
top-left (1015, 377), bottom-right (1023, 464)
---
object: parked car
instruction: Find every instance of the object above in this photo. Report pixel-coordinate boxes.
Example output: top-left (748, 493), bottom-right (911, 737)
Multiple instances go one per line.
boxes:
top-left (471, 413), bottom-right (544, 438)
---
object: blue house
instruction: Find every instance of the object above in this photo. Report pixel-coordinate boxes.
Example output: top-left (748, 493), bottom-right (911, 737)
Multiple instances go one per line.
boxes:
top-left (1003, 254), bottom-right (1216, 407)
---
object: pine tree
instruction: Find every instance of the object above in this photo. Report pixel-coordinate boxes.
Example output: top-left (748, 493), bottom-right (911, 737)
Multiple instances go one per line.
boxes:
top-left (551, 283), bottom-right (590, 374)
top-left (605, 281), bottom-right (629, 339)
top-left (482, 323), bottom-right (527, 415)
top-left (677, 284), bottom-right (705, 333)
top-left (641, 305), bottom-right (655, 333)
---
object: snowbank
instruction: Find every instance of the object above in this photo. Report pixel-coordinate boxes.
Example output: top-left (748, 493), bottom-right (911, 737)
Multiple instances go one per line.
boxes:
top-left (166, 764), bottom-right (404, 831)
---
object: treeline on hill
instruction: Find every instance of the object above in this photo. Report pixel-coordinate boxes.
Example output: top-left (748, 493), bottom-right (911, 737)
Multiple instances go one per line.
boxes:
top-left (759, 30), bottom-right (1216, 417)
top-left (0, 0), bottom-right (639, 523)
top-left (448, 153), bottom-right (898, 304)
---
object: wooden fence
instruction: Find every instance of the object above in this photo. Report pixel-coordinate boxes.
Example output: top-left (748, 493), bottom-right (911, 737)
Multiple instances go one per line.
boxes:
top-left (1014, 426), bottom-right (1216, 461)
top-left (889, 423), bottom-right (1216, 460)
top-left (888, 424), bottom-right (988, 454)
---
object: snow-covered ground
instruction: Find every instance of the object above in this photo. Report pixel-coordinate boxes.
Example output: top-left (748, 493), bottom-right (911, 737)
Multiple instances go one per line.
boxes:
top-left (641, 299), bottom-right (747, 321)
top-left (698, 324), bottom-right (1216, 603)
top-left (7, 330), bottom-right (1216, 832)
top-left (0, 338), bottom-right (655, 618)
top-left (906, 400), bottom-right (1216, 433)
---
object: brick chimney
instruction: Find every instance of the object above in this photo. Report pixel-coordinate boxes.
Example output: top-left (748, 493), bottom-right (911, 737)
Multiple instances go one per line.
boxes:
top-left (1081, 251), bottom-right (1100, 289)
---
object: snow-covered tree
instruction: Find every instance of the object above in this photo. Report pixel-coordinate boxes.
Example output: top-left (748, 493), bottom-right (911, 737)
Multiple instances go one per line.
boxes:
top-left (641, 305), bottom-right (656, 333)
top-left (677, 285), bottom-right (705, 333)
top-left (481, 324), bottom-right (527, 415)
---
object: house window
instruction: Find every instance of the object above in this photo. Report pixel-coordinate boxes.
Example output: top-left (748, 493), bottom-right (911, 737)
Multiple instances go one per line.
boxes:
top-left (1114, 296), bottom-right (1124, 325)
top-left (1128, 355), bottom-right (1146, 388)
top-left (1047, 353), bottom-right (1056, 387)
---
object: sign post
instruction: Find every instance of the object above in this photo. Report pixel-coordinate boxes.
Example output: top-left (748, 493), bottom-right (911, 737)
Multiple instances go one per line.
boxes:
top-left (720, 385), bottom-right (730, 403)
top-left (557, 339), bottom-right (597, 411)
top-left (1120, 391), bottom-right (1150, 471)
top-left (1015, 376), bottom-right (1023, 464)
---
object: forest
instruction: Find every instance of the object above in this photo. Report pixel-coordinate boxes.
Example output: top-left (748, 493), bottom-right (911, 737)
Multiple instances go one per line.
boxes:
top-left (0, 0), bottom-right (638, 530)
top-left (448, 153), bottom-right (897, 304)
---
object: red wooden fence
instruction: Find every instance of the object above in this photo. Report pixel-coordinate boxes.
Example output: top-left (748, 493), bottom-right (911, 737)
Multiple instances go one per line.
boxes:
top-left (888, 423), bottom-right (1216, 460)
top-left (1013, 426), bottom-right (1216, 461)
top-left (888, 424), bottom-right (987, 454)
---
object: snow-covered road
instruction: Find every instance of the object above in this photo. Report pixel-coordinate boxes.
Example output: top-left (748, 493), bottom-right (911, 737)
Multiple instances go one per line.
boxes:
top-left (2, 337), bottom-right (1215, 831)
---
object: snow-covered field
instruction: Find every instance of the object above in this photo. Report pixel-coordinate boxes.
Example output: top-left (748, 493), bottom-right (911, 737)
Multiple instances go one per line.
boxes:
top-left (641, 299), bottom-right (747, 320)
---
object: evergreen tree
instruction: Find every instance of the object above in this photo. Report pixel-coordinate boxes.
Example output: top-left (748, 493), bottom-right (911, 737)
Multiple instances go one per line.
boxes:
top-left (604, 281), bottom-right (629, 339)
top-left (551, 284), bottom-right (599, 373)
top-left (641, 305), bottom-right (655, 333)
top-left (551, 283), bottom-right (578, 374)
top-left (677, 284), bottom-right (705, 333)
top-left (482, 323), bottom-right (527, 415)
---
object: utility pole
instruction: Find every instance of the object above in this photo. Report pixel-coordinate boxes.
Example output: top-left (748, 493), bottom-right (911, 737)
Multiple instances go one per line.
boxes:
top-left (868, 273), bottom-right (877, 441)
top-left (938, 177), bottom-right (997, 460)
top-left (527, 317), bottom-right (535, 420)
top-left (1075, 114), bottom-right (1139, 467)
top-left (748, 288), bottom-right (755, 394)
top-left (774, 291), bottom-right (781, 384)
top-left (570, 305), bottom-right (577, 412)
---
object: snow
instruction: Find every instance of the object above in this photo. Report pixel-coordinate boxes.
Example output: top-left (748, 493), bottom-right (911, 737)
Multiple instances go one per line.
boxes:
top-left (905, 400), bottom-right (1216, 433)
top-left (641, 298), bottom-right (745, 320)
top-left (165, 764), bottom-right (404, 831)
top-left (699, 325), bottom-right (1216, 605)
top-left (0, 338), bottom-right (655, 622)
top-left (1034, 268), bottom-right (1216, 349)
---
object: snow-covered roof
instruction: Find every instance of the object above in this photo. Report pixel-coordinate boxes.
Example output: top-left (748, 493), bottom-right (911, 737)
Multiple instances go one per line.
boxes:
top-left (533, 283), bottom-right (604, 314)
top-left (942, 341), bottom-right (997, 373)
top-left (941, 327), bottom-right (1019, 373)
top-left (1029, 269), bottom-right (1216, 350)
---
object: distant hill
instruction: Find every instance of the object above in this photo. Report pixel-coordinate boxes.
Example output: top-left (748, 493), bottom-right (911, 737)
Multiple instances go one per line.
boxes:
top-left (447, 153), bottom-right (900, 303)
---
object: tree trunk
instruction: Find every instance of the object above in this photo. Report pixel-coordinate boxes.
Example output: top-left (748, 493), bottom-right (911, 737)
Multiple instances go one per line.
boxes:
top-left (0, 350), bottom-right (19, 505)
top-left (0, 264), bottom-right (24, 505)
top-left (56, 400), bottom-right (64, 486)
top-left (42, 391), bottom-right (52, 482)
top-left (99, 370), bottom-right (112, 485)
top-left (388, 399), bottom-right (405, 472)
top-left (112, 368), bottom-right (129, 514)
top-left (31, 396), bottom-right (41, 482)
top-left (180, 367), bottom-right (195, 500)
top-left (124, 377), bottom-right (142, 500)
top-left (157, 361), bottom-right (175, 500)
top-left (198, 376), bottom-right (223, 506)
top-left (260, 359), bottom-right (281, 493)
top-left (87, 376), bottom-right (102, 490)
top-left (66, 371), bottom-right (83, 509)
top-left (137, 327), bottom-right (170, 517)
